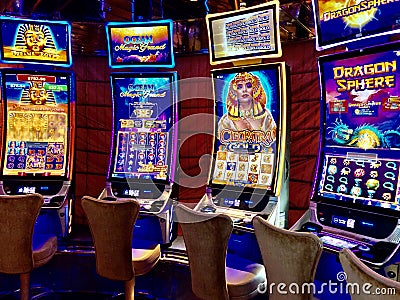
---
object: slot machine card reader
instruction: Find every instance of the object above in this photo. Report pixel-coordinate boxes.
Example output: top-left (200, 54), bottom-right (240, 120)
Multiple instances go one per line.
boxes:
top-left (299, 222), bottom-right (322, 233)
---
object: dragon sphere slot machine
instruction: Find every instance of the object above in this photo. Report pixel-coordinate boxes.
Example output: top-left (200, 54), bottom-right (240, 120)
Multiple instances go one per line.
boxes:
top-left (293, 42), bottom-right (400, 283)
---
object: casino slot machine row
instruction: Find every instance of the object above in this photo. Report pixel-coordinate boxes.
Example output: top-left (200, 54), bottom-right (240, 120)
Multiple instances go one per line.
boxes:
top-left (0, 69), bottom-right (75, 237)
top-left (292, 42), bottom-right (400, 275)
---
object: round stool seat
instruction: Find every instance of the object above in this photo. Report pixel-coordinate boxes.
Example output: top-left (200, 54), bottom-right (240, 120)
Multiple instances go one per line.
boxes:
top-left (132, 244), bottom-right (161, 276)
top-left (32, 234), bottom-right (58, 268)
top-left (226, 254), bottom-right (266, 300)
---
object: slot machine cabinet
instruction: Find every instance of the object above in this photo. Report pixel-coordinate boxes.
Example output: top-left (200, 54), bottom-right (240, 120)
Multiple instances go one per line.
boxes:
top-left (101, 20), bottom-right (178, 247)
top-left (194, 62), bottom-right (290, 262)
top-left (99, 72), bottom-right (179, 246)
top-left (292, 42), bottom-right (400, 278)
top-left (0, 69), bottom-right (75, 237)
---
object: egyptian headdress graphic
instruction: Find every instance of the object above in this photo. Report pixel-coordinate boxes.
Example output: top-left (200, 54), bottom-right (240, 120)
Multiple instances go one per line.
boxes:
top-left (13, 23), bottom-right (58, 57)
top-left (20, 81), bottom-right (56, 105)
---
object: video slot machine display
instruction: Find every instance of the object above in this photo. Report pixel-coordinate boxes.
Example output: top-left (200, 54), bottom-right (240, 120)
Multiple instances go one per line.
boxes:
top-left (105, 19), bottom-right (175, 69)
top-left (312, 42), bottom-right (400, 248)
top-left (0, 70), bottom-right (74, 195)
top-left (0, 16), bottom-right (72, 67)
top-left (210, 63), bottom-right (287, 212)
top-left (108, 72), bottom-right (178, 199)
top-left (206, 0), bottom-right (281, 65)
top-left (312, 0), bottom-right (400, 50)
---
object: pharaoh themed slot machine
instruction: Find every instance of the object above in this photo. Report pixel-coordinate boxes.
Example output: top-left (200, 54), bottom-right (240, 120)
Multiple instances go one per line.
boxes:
top-left (0, 17), bottom-right (74, 237)
top-left (0, 69), bottom-right (75, 237)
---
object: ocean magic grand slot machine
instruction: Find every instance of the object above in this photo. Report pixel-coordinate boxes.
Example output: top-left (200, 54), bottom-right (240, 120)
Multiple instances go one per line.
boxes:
top-left (0, 17), bottom-right (74, 237)
top-left (99, 20), bottom-right (178, 246)
top-left (294, 42), bottom-right (400, 276)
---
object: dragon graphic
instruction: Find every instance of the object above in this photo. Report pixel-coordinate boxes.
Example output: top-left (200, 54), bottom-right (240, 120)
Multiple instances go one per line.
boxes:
top-left (328, 118), bottom-right (400, 149)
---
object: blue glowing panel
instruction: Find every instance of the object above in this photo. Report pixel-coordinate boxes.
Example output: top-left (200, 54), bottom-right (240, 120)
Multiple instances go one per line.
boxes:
top-left (106, 20), bottom-right (175, 68)
top-left (206, 1), bottom-right (281, 65)
top-left (211, 64), bottom-right (282, 190)
top-left (313, 0), bottom-right (400, 50)
top-left (109, 72), bottom-right (177, 182)
top-left (0, 16), bottom-right (72, 67)
top-left (1, 70), bottom-right (73, 178)
top-left (315, 42), bottom-right (400, 211)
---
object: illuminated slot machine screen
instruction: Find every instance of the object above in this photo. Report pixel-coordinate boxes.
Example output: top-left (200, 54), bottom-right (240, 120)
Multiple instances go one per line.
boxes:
top-left (210, 63), bottom-right (287, 212)
top-left (312, 0), bottom-right (400, 50)
top-left (313, 42), bottom-right (400, 237)
top-left (108, 72), bottom-right (178, 198)
top-left (0, 16), bottom-right (72, 67)
top-left (106, 20), bottom-right (175, 69)
top-left (0, 69), bottom-right (74, 193)
top-left (206, 0), bottom-right (281, 65)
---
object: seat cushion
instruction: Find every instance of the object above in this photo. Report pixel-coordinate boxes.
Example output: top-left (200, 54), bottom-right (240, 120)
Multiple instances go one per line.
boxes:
top-left (226, 253), bottom-right (266, 300)
top-left (132, 244), bottom-right (161, 276)
top-left (32, 234), bottom-right (57, 268)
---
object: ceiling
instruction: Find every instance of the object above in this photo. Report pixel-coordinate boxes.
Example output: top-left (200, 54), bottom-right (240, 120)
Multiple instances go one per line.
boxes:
top-left (0, 0), bottom-right (315, 56)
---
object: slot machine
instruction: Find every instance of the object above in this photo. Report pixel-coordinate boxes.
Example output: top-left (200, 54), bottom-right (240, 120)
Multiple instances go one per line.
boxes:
top-left (195, 62), bottom-right (290, 261)
top-left (100, 20), bottom-right (178, 246)
top-left (193, 1), bottom-right (290, 263)
top-left (292, 42), bottom-right (400, 279)
top-left (0, 17), bottom-right (74, 237)
top-left (291, 0), bottom-right (400, 288)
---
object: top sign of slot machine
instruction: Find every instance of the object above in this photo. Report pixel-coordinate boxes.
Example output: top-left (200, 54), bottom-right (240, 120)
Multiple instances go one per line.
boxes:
top-left (312, 0), bottom-right (400, 50)
top-left (0, 16), bottom-right (72, 67)
top-left (0, 17), bottom-right (74, 237)
top-left (100, 20), bottom-right (178, 245)
top-left (294, 42), bottom-right (400, 267)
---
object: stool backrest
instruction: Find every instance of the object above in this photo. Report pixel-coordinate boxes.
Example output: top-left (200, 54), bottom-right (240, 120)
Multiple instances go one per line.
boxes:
top-left (82, 196), bottom-right (140, 281)
top-left (0, 194), bottom-right (43, 274)
top-left (253, 216), bottom-right (323, 300)
top-left (175, 204), bottom-right (233, 300)
top-left (339, 248), bottom-right (400, 300)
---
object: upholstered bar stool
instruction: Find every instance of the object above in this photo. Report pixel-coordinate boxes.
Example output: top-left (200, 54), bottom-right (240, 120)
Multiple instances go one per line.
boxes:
top-left (81, 196), bottom-right (161, 300)
top-left (175, 204), bottom-right (266, 300)
top-left (339, 248), bottom-right (400, 300)
top-left (253, 216), bottom-right (323, 300)
top-left (0, 194), bottom-right (57, 300)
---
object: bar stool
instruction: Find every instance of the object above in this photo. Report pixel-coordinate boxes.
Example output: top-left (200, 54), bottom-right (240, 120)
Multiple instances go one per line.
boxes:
top-left (0, 194), bottom-right (57, 300)
top-left (81, 196), bottom-right (161, 300)
top-left (175, 204), bottom-right (266, 299)
top-left (253, 216), bottom-right (323, 300)
top-left (339, 248), bottom-right (400, 300)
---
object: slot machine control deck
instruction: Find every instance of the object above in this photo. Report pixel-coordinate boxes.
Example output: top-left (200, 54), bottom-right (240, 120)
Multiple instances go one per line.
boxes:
top-left (299, 221), bottom-right (399, 266)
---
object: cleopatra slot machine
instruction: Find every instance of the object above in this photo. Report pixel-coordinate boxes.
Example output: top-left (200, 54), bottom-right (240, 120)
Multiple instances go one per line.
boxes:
top-left (100, 20), bottom-right (178, 246)
top-left (0, 17), bottom-right (74, 238)
top-left (194, 1), bottom-right (290, 263)
top-left (293, 42), bottom-right (400, 281)
top-left (195, 62), bottom-right (290, 262)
